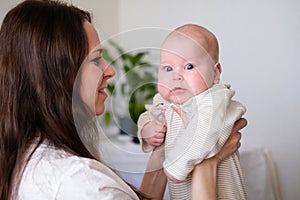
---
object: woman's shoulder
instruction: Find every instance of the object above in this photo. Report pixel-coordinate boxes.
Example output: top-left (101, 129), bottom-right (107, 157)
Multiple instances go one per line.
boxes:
top-left (19, 142), bottom-right (139, 199)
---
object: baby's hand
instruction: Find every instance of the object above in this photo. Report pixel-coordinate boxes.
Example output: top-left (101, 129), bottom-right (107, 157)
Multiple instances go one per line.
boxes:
top-left (171, 104), bottom-right (189, 127)
top-left (141, 120), bottom-right (166, 147)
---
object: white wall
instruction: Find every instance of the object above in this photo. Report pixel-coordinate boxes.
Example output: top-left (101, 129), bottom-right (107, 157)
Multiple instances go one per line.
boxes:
top-left (0, 0), bottom-right (119, 41)
top-left (1, 0), bottom-right (299, 199)
top-left (70, 0), bottom-right (119, 41)
top-left (0, 0), bottom-right (20, 22)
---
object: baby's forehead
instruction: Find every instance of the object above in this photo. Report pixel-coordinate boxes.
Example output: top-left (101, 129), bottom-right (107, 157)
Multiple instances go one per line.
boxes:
top-left (162, 31), bottom-right (208, 57)
top-left (162, 24), bottom-right (218, 63)
top-left (175, 24), bottom-right (212, 39)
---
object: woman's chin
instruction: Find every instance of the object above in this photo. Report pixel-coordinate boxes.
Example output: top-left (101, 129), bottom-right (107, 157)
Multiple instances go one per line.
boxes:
top-left (94, 92), bottom-right (107, 115)
top-left (94, 104), bottom-right (105, 116)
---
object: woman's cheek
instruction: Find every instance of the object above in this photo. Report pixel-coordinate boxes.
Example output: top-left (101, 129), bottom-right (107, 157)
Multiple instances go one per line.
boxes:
top-left (80, 66), bottom-right (98, 114)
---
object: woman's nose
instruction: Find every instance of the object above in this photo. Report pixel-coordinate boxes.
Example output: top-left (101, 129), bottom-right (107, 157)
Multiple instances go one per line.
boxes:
top-left (104, 63), bottom-right (115, 79)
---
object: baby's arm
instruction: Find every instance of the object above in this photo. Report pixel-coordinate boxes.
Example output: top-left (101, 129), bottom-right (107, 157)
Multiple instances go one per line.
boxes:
top-left (137, 93), bottom-right (167, 152)
top-left (137, 111), bottom-right (155, 152)
top-left (141, 120), bottom-right (166, 147)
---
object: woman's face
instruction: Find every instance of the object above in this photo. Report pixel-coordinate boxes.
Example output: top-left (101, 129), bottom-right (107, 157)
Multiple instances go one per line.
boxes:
top-left (80, 21), bottom-right (115, 115)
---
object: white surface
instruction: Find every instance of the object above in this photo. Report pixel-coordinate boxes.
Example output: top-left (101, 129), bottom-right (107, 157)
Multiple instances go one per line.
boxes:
top-left (99, 134), bottom-right (150, 173)
top-left (240, 148), bottom-right (283, 200)
top-left (99, 135), bottom-right (170, 199)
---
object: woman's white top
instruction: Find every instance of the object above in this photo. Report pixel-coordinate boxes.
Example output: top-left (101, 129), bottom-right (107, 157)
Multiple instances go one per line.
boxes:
top-left (17, 141), bottom-right (139, 200)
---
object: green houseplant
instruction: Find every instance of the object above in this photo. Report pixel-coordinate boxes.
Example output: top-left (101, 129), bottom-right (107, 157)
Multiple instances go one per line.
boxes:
top-left (102, 40), bottom-right (157, 142)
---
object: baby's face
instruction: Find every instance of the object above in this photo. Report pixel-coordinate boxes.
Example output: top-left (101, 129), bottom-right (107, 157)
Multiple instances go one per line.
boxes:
top-left (158, 34), bottom-right (215, 104)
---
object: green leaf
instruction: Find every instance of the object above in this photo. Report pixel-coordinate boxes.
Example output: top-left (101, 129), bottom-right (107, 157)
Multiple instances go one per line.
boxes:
top-left (124, 65), bottom-right (130, 73)
top-left (103, 112), bottom-right (111, 126)
top-left (139, 62), bottom-right (152, 67)
top-left (107, 84), bottom-right (115, 95)
top-left (101, 40), bottom-right (157, 127)
top-left (109, 40), bottom-right (124, 55)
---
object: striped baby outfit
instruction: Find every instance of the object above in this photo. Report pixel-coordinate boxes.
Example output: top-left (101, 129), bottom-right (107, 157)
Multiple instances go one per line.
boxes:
top-left (138, 84), bottom-right (247, 199)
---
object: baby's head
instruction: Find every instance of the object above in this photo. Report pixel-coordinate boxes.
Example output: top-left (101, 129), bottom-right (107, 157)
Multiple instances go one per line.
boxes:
top-left (158, 24), bottom-right (222, 104)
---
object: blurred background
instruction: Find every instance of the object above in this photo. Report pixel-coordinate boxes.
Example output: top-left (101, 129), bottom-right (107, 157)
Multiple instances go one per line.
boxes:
top-left (1, 0), bottom-right (299, 199)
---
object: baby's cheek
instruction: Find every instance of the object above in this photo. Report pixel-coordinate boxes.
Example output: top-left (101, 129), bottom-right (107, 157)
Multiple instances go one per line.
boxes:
top-left (157, 84), bottom-right (170, 101)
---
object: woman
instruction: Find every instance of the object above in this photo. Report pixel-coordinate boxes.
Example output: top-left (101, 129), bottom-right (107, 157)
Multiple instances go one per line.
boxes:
top-left (0, 1), bottom-right (246, 199)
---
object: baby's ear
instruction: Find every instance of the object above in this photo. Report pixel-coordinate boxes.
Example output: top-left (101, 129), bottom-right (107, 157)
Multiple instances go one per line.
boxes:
top-left (213, 62), bottom-right (222, 84)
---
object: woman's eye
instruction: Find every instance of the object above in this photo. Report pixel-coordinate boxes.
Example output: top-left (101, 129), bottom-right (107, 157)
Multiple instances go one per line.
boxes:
top-left (91, 57), bottom-right (101, 66)
top-left (184, 63), bottom-right (194, 70)
top-left (164, 66), bottom-right (173, 72)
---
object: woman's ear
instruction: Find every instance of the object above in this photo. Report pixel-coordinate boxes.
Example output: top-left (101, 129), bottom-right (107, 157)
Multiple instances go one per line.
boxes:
top-left (213, 62), bottom-right (222, 84)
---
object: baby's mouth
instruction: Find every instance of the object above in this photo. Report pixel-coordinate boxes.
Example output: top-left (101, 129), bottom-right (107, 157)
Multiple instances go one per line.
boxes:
top-left (171, 87), bottom-right (185, 92)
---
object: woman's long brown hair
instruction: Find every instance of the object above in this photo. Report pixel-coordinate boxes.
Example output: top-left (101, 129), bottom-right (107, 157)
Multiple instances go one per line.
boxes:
top-left (0, 1), bottom-right (151, 199)
top-left (0, 1), bottom-right (97, 199)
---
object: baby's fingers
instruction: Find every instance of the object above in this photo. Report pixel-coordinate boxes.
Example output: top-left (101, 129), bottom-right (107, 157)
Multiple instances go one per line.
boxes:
top-left (171, 104), bottom-right (189, 127)
top-left (152, 137), bottom-right (165, 146)
top-left (154, 120), bottom-right (167, 132)
top-left (154, 132), bottom-right (165, 139)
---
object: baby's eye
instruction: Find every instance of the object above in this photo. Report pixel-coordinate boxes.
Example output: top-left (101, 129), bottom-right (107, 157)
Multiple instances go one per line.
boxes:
top-left (164, 66), bottom-right (173, 72)
top-left (184, 63), bottom-right (194, 70)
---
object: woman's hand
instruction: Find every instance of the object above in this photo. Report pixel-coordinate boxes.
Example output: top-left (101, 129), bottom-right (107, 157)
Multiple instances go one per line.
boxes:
top-left (191, 118), bottom-right (247, 200)
top-left (215, 118), bottom-right (247, 162)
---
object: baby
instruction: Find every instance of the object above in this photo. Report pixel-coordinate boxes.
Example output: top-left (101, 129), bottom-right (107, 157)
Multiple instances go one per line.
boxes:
top-left (137, 24), bottom-right (247, 199)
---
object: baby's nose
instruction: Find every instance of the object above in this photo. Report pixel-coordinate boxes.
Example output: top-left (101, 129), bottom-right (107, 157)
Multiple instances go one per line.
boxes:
top-left (173, 71), bottom-right (183, 80)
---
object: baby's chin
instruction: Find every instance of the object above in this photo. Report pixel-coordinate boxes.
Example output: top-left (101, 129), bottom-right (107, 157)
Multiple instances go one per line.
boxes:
top-left (167, 95), bottom-right (190, 105)
top-left (159, 90), bottom-right (193, 105)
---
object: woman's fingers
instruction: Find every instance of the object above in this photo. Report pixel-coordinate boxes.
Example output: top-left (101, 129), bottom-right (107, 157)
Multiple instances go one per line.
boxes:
top-left (230, 118), bottom-right (247, 151)
top-left (232, 118), bottom-right (247, 134)
top-left (217, 131), bottom-right (243, 161)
